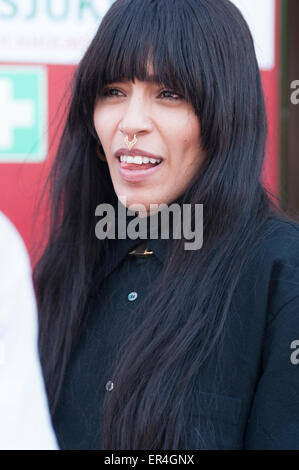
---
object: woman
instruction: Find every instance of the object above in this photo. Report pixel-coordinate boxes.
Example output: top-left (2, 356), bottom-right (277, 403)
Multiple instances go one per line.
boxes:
top-left (33, 0), bottom-right (299, 450)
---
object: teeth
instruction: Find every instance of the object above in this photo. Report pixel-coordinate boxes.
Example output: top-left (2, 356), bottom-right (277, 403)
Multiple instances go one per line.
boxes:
top-left (120, 155), bottom-right (161, 165)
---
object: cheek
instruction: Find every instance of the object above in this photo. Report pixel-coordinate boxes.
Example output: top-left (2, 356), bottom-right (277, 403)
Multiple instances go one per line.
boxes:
top-left (93, 105), bottom-right (114, 144)
top-left (186, 129), bottom-right (202, 169)
top-left (168, 112), bottom-right (201, 150)
top-left (177, 117), bottom-right (203, 174)
top-left (93, 111), bottom-right (105, 140)
top-left (184, 114), bottom-right (201, 145)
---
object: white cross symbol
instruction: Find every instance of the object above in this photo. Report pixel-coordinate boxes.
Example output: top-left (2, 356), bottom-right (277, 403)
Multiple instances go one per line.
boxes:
top-left (0, 78), bottom-right (34, 150)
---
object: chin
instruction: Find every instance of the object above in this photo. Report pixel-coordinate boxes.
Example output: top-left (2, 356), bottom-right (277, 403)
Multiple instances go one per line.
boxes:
top-left (126, 202), bottom-right (150, 216)
top-left (116, 191), bottom-right (163, 216)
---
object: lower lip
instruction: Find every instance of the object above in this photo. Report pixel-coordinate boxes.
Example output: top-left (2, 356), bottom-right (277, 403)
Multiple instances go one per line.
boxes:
top-left (116, 158), bottom-right (164, 183)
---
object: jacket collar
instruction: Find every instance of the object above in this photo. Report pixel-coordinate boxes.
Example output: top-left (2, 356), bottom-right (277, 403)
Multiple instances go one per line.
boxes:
top-left (93, 216), bottom-right (169, 289)
top-left (93, 193), bottom-right (186, 288)
top-left (106, 218), bottom-right (169, 267)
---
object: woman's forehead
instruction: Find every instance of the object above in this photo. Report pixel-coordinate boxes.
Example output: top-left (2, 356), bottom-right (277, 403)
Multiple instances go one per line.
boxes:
top-left (109, 61), bottom-right (157, 82)
top-left (105, 61), bottom-right (179, 87)
top-left (107, 75), bottom-right (163, 85)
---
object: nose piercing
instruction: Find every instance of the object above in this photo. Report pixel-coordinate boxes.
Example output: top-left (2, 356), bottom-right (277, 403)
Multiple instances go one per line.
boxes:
top-left (125, 134), bottom-right (138, 150)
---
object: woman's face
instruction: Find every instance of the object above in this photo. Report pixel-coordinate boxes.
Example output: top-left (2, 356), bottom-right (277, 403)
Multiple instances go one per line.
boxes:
top-left (93, 73), bottom-right (205, 216)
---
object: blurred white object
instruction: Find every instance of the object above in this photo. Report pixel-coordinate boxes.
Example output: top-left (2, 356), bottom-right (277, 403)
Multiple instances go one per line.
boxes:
top-left (0, 211), bottom-right (58, 450)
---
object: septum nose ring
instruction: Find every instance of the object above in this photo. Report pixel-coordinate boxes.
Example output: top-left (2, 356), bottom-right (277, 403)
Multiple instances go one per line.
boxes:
top-left (125, 134), bottom-right (138, 150)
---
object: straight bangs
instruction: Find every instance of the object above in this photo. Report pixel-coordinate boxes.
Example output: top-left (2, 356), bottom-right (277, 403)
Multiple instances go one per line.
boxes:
top-left (98, 1), bottom-right (196, 102)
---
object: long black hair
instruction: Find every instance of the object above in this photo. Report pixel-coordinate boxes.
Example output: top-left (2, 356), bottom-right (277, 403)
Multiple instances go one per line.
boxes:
top-left (33, 0), bottom-right (289, 450)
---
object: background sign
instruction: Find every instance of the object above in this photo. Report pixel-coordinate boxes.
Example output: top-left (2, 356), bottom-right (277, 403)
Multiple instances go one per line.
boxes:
top-left (0, 66), bottom-right (47, 162)
top-left (0, 0), bottom-right (114, 64)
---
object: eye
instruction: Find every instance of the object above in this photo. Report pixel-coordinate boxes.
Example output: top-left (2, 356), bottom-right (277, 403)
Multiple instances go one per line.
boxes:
top-left (101, 88), bottom-right (124, 98)
top-left (159, 90), bottom-right (183, 101)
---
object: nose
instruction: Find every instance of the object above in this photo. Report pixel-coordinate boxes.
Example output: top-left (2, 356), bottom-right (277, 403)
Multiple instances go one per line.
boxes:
top-left (118, 91), bottom-right (153, 139)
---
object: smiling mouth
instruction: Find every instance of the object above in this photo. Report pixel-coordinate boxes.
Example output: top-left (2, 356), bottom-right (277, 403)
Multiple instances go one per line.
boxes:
top-left (116, 157), bottom-right (164, 183)
top-left (119, 161), bottom-right (162, 171)
top-left (117, 157), bottom-right (162, 171)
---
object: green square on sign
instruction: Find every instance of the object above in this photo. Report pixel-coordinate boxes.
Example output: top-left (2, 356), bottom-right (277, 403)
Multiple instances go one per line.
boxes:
top-left (0, 66), bottom-right (47, 163)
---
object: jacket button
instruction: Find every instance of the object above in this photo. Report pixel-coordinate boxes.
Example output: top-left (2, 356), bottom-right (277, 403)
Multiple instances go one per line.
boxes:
top-left (128, 292), bottom-right (138, 301)
top-left (105, 380), bottom-right (114, 391)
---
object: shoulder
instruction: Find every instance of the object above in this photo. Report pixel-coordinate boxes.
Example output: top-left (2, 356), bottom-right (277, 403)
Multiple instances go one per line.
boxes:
top-left (257, 213), bottom-right (299, 266)
top-left (249, 212), bottom-right (299, 322)
top-left (231, 212), bottom-right (299, 325)
top-left (245, 212), bottom-right (299, 281)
